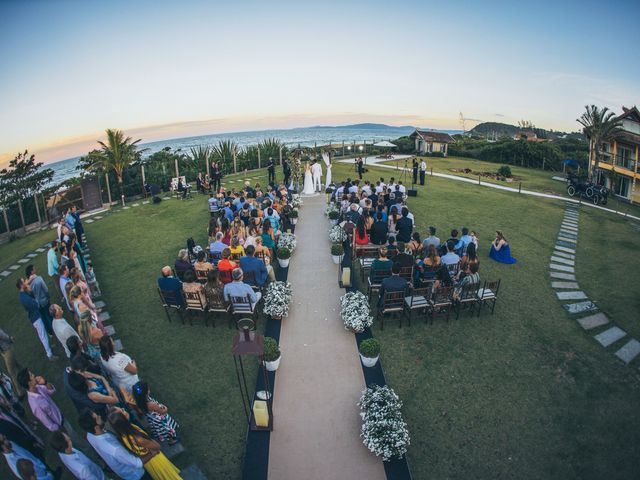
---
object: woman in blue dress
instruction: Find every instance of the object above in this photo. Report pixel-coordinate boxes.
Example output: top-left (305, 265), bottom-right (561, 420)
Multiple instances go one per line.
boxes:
top-left (489, 230), bottom-right (517, 264)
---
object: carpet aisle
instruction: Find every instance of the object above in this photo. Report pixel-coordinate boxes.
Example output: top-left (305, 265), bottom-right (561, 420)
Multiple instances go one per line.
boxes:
top-left (267, 194), bottom-right (385, 480)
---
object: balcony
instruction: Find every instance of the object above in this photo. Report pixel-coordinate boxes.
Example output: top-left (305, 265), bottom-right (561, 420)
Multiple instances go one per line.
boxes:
top-left (599, 153), bottom-right (637, 172)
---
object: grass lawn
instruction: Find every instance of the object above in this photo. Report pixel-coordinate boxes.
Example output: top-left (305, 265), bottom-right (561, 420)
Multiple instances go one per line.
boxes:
top-left (0, 163), bottom-right (639, 479)
top-left (331, 162), bottom-right (640, 480)
top-left (380, 156), bottom-right (640, 217)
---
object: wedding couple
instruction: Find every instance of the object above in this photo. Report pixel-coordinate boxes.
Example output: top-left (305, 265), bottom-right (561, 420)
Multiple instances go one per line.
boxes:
top-left (302, 159), bottom-right (331, 195)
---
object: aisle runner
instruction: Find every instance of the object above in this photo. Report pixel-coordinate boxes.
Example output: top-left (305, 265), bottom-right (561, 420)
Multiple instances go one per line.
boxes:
top-left (267, 195), bottom-right (385, 480)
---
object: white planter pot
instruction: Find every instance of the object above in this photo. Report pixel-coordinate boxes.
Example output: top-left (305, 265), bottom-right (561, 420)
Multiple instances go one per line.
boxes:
top-left (359, 353), bottom-right (379, 368)
top-left (329, 218), bottom-right (339, 226)
top-left (278, 258), bottom-right (290, 268)
top-left (331, 254), bottom-right (343, 264)
top-left (264, 356), bottom-right (281, 371)
top-left (290, 217), bottom-right (298, 225)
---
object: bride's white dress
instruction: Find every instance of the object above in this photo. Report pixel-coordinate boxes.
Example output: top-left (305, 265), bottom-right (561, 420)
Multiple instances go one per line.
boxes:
top-left (302, 170), bottom-right (315, 194)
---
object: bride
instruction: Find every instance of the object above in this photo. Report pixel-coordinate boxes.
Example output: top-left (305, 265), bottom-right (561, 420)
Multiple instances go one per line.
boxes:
top-left (302, 162), bottom-right (315, 195)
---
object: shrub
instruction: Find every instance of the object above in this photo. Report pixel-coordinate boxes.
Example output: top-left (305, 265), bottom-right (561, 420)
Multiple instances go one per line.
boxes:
top-left (277, 247), bottom-right (291, 259)
top-left (359, 338), bottom-right (380, 358)
top-left (263, 337), bottom-right (281, 361)
top-left (289, 208), bottom-right (298, 218)
top-left (498, 165), bottom-right (512, 178)
top-left (331, 244), bottom-right (344, 256)
top-left (328, 210), bottom-right (340, 220)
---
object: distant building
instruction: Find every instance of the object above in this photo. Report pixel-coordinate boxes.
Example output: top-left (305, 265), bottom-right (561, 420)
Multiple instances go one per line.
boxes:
top-left (410, 130), bottom-right (454, 156)
top-left (514, 130), bottom-right (545, 142)
top-left (594, 106), bottom-right (640, 202)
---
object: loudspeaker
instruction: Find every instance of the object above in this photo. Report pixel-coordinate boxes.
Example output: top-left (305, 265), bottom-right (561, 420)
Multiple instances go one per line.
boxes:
top-left (152, 196), bottom-right (162, 204)
top-left (407, 189), bottom-right (418, 197)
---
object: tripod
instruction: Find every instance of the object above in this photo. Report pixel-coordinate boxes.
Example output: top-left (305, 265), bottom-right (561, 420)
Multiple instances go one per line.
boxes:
top-left (399, 157), bottom-right (410, 184)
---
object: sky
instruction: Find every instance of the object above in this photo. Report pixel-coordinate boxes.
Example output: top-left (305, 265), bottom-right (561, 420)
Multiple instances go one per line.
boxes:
top-left (1, 0), bottom-right (639, 165)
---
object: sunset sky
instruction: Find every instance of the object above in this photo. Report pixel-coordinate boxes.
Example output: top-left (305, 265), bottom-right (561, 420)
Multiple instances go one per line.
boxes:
top-left (1, 0), bottom-right (638, 165)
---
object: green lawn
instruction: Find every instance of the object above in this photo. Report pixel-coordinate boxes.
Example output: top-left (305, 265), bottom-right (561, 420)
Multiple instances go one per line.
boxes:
top-left (331, 161), bottom-right (640, 480)
top-left (1, 163), bottom-right (639, 479)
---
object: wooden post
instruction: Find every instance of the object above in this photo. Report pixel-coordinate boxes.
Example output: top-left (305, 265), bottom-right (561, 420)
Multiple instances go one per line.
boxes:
top-left (105, 173), bottom-right (112, 205)
top-left (17, 199), bottom-right (25, 228)
top-left (233, 150), bottom-right (237, 173)
top-left (174, 158), bottom-right (179, 178)
top-left (518, 182), bottom-right (522, 193)
top-left (205, 154), bottom-right (210, 176)
top-left (2, 209), bottom-right (9, 233)
top-left (258, 147), bottom-right (261, 169)
top-left (279, 146), bottom-right (283, 166)
top-left (34, 195), bottom-right (42, 225)
top-left (342, 141), bottom-right (345, 157)
top-left (478, 175), bottom-right (481, 185)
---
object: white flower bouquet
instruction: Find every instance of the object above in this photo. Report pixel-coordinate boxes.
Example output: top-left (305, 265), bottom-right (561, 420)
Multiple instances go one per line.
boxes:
top-left (277, 232), bottom-right (297, 252)
top-left (340, 291), bottom-right (373, 332)
top-left (291, 194), bottom-right (303, 209)
top-left (358, 384), bottom-right (410, 461)
top-left (328, 225), bottom-right (347, 244)
top-left (263, 281), bottom-right (293, 318)
top-left (325, 203), bottom-right (339, 216)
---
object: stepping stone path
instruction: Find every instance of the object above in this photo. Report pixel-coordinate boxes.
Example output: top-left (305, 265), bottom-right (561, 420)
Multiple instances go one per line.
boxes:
top-left (143, 200), bottom-right (150, 204)
top-left (8, 265), bottom-right (20, 271)
top-left (85, 219), bottom-right (94, 223)
top-left (26, 253), bottom-right (38, 258)
top-left (17, 259), bottom-right (29, 264)
top-left (550, 203), bottom-right (640, 366)
top-left (0, 271), bottom-right (11, 277)
top-left (35, 248), bottom-right (45, 253)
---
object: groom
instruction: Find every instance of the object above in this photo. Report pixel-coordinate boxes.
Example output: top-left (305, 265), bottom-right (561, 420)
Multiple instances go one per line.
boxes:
top-left (311, 160), bottom-right (323, 192)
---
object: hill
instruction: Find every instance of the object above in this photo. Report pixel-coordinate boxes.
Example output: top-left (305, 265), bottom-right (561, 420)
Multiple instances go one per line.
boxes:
top-left (469, 122), bottom-right (582, 140)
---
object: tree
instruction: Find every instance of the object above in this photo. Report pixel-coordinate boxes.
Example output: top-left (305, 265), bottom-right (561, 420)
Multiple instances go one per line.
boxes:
top-left (83, 129), bottom-right (146, 198)
top-left (577, 105), bottom-right (622, 180)
top-left (189, 145), bottom-right (211, 173)
top-left (0, 150), bottom-right (54, 228)
top-left (211, 140), bottom-right (239, 173)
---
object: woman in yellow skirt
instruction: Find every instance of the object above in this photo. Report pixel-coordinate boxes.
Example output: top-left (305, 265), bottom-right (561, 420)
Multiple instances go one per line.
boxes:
top-left (108, 408), bottom-right (182, 480)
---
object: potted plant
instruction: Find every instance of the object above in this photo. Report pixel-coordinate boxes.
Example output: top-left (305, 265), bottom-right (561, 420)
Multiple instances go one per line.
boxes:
top-left (263, 281), bottom-right (293, 319)
top-left (277, 247), bottom-right (291, 268)
top-left (358, 385), bottom-right (410, 461)
top-left (277, 232), bottom-right (297, 253)
top-left (358, 338), bottom-right (381, 367)
top-left (263, 337), bottom-right (281, 371)
top-left (328, 209), bottom-right (340, 225)
top-left (331, 243), bottom-right (344, 264)
top-left (328, 225), bottom-right (347, 244)
top-left (325, 203), bottom-right (338, 217)
top-left (289, 208), bottom-right (299, 225)
top-left (340, 291), bottom-right (373, 333)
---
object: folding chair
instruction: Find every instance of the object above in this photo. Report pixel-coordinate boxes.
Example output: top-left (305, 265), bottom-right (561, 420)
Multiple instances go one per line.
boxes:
top-left (242, 270), bottom-right (263, 293)
top-left (218, 269), bottom-right (234, 285)
top-left (399, 266), bottom-right (414, 282)
top-left (404, 286), bottom-right (431, 323)
top-left (367, 269), bottom-right (392, 301)
top-left (454, 283), bottom-right (480, 319)
top-left (158, 288), bottom-right (185, 323)
top-left (184, 290), bottom-right (208, 326)
top-left (356, 245), bottom-right (380, 282)
top-left (229, 295), bottom-right (259, 328)
top-left (446, 261), bottom-right (460, 279)
top-left (208, 251), bottom-right (222, 266)
top-left (377, 290), bottom-right (406, 330)
top-left (206, 293), bottom-right (229, 328)
top-left (476, 279), bottom-right (501, 316)
top-left (195, 268), bottom-right (210, 283)
top-left (427, 286), bottom-right (453, 323)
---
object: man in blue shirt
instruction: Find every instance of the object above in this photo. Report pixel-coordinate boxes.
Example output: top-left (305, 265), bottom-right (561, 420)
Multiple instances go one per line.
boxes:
top-left (378, 264), bottom-right (408, 307)
top-left (224, 268), bottom-right (261, 308)
top-left (455, 227), bottom-right (473, 254)
top-left (209, 232), bottom-right (228, 255)
top-left (239, 246), bottom-right (270, 286)
top-left (157, 266), bottom-right (185, 308)
top-left (65, 207), bottom-right (76, 231)
top-left (17, 279), bottom-right (55, 360)
top-left (223, 202), bottom-right (234, 222)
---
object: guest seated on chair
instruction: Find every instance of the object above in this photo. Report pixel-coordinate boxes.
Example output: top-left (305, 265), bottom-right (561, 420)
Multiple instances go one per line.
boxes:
top-left (354, 217), bottom-right (369, 246)
top-left (370, 212), bottom-right (388, 245)
top-left (204, 270), bottom-right (225, 307)
top-left (174, 249), bottom-right (194, 280)
top-left (194, 251), bottom-right (213, 275)
top-left (239, 245), bottom-right (271, 286)
top-left (209, 232), bottom-right (227, 256)
top-left (369, 247), bottom-right (393, 282)
top-left (393, 242), bottom-right (414, 268)
top-left (377, 264), bottom-right (408, 307)
top-left (224, 268), bottom-right (261, 308)
top-left (422, 226), bottom-right (440, 251)
top-left (217, 248), bottom-right (237, 276)
top-left (157, 266), bottom-right (185, 308)
top-left (182, 270), bottom-right (206, 303)
top-left (441, 241), bottom-right (461, 266)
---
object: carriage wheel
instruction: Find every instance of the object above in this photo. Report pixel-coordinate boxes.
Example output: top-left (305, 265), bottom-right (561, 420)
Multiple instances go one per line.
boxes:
top-left (567, 185), bottom-right (576, 196)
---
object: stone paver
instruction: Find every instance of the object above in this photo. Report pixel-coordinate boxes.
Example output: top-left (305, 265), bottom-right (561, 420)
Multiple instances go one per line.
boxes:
top-left (564, 213), bottom-right (579, 219)
top-left (143, 200), bottom-right (150, 204)
top-left (550, 271), bottom-right (576, 281)
top-left (551, 281), bottom-right (580, 289)
top-left (555, 245), bottom-right (576, 254)
top-left (559, 230), bottom-right (578, 238)
top-left (556, 290), bottom-right (588, 300)
top-left (95, 215), bottom-right (103, 219)
top-left (550, 263), bottom-right (574, 273)
top-left (594, 326), bottom-right (626, 347)
top-left (577, 313), bottom-right (609, 330)
top-left (122, 206), bottom-right (130, 210)
top-left (553, 251), bottom-right (575, 260)
top-left (0, 271), bottom-right (11, 277)
top-left (94, 300), bottom-right (106, 309)
top-left (561, 223), bottom-right (578, 230)
top-left (614, 339), bottom-right (640, 364)
top-left (85, 219), bottom-right (94, 223)
top-left (564, 301), bottom-right (597, 314)
top-left (8, 265), bottom-right (20, 271)
top-left (98, 312), bottom-right (111, 322)
top-left (17, 259), bottom-right (29, 264)
top-left (132, 203), bottom-right (140, 207)
top-left (550, 256), bottom-right (575, 266)
top-left (557, 236), bottom-right (577, 244)
top-left (104, 325), bottom-right (116, 336)
top-left (162, 442), bottom-right (185, 460)
top-left (556, 240), bottom-right (576, 249)
top-left (35, 248), bottom-right (45, 253)
top-left (26, 253), bottom-right (38, 258)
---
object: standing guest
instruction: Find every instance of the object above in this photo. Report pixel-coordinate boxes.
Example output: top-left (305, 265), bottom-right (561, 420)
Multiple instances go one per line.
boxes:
top-left (108, 409), bottom-right (181, 480)
top-left (46, 241), bottom-right (59, 295)
top-left (79, 409), bottom-right (145, 480)
top-left (211, 161), bottom-right (222, 192)
top-left (17, 457), bottom-right (38, 480)
top-left (0, 398), bottom-right (46, 461)
top-left (412, 158), bottom-right (418, 184)
top-left (59, 245), bottom-right (70, 271)
top-left (50, 304), bottom-right (79, 358)
top-left (132, 381), bottom-right (179, 444)
top-left (17, 369), bottom-right (64, 433)
top-left (99, 336), bottom-right (139, 393)
top-left (59, 264), bottom-right (72, 310)
top-left (395, 207), bottom-right (413, 243)
top-left (422, 226), bottom-right (440, 251)
top-left (157, 266), bottom-right (185, 308)
top-left (0, 329), bottom-right (23, 397)
top-left (26, 265), bottom-right (53, 336)
top-left (72, 206), bottom-right (84, 246)
top-left (283, 160), bottom-right (291, 187)
top-left (16, 279), bottom-right (55, 361)
top-left (65, 207), bottom-right (77, 233)
top-left (0, 372), bottom-right (24, 418)
top-left (49, 430), bottom-right (104, 480)
top-left (68, 356), bottom-right (120, 414)
top-left (196, 172), bottom-right (204, 194)
top-left (267, 157), bottom-right (276, 184)
top-left (66, 337), bottom-right (101, 375)
top-left (0, 434), bottom-right (54, 480)
top-left (77, 310), bottom-right (103, 362)
top-left (419, 158), bottom-right (427, 185)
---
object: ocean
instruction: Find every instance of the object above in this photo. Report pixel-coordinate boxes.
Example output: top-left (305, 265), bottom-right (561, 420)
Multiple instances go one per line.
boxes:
top-left (46, 124), bottom-right (460, 185)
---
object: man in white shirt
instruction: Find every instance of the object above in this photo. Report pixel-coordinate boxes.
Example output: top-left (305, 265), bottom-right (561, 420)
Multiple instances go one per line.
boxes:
top-left (362, 181), bottom-right (372, 195)
top-left (397, 182), bottom-right (407, 194)
top-left (80, 409), bottom-right (144, 480)
top-left (311, 160), bottom-right (323, 192)
top-left (375, 181), bottom-right (384, 194)
top-left (50, 430), bottom-right (104, 480)
top-left (1, 435), bottom-right (54, 480)
top-left (441, 241), bottom-right (461, 266)
top-left (50, 304), bottom-right (79, 358)
top-left (419, 159), bottom-right (427, 185)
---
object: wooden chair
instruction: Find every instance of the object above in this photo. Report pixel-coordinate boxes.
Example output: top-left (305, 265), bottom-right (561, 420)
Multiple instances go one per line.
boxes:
top-left (228, 295), bottom-right (259, 328)
top-left (195, 268), bottom-right (210, 283)
top-left (242, 270), bottom-right (263, 293)
top-left (476, 279), bottom-right (501, 316)
top-left (427, 286), bottom-right (453, 323)
top-left (445, 261), bottom-right (460, 279)
top-left (355, 245), bottom-right (380, 282)
top-left (207, 251), bottom-right (222, 266)
top-left (399, 266), bottom-right (414, 282)
top-left (367, 269), bottom-right (392, 301)
top-left (218, 269), bottom-right (233, 285)
top-left (454, 283), bottom-right (480, 319)
top-left (377, 290), bottom-right (406, 330)
top-left (183, 290), bottom-right (208, 326)
top-left (206, 294), bottom-right (229, 328)
top-left (404, 286), bottom-right (431, 323)
top-left (158, 288), bottom-right (184, 323)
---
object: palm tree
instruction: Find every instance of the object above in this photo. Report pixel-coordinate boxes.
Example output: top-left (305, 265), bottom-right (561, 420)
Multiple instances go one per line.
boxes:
top-left (577, 105), bottom-right (622, 180)
top-left (211, 140), bottom-right (239, 173)
top-left (189, 145), bottom-right (211, 173)
top-left (86, 129), bottom-right (145, 198)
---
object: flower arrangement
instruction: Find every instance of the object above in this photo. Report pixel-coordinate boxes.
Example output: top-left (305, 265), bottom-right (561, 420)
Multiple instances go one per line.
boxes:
top-left (358, 385), bottom-right (410, 461)
top-left (340, 291), bottom-right (373, 332)
top-left (328, 210), bottom-right (340, 221)
top-left (289, 208), bottom-right (299, 218)
top-left (291, 194), bottom-right (303, 209)
top-left (325, 202), bottom-right (339, 216)
top-left (328, 225), bottom-right (347, 244)
top-left (263, 281), bottom-right (293, 318)
top-left (277, 232), bottom-right (297, 252)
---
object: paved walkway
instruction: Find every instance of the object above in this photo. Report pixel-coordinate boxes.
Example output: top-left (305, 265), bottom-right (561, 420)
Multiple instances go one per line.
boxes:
top-left (268, 194), bottom-right (384, 480)
top-left (342, 156), bottom-right (640, 222)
